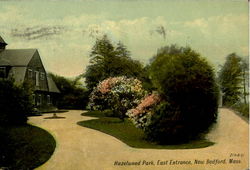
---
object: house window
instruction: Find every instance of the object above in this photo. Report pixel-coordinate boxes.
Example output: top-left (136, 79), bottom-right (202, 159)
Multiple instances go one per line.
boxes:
top-left (37, 94), bottom-right (42, 106)
top-left (47, 95), bottom-right (51, 104)
top-left (40, 72), bottom-right (45, 80)
top-left (32, 94), bottom-right (35, 105)
top-left (28, 69), bottom-right (33, 78)
top-left (0, 67), bottom-right (6, 78)
top-left (35, 71), bottom-right (39, 86)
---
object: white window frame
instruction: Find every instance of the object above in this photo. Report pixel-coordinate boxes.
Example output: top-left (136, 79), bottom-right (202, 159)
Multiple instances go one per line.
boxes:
top-left (35, 71), bottom-right (39, 86)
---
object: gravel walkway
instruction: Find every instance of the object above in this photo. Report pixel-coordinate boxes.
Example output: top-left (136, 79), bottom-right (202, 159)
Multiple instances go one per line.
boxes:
top-left (28, 108), bottom-right (249, 170)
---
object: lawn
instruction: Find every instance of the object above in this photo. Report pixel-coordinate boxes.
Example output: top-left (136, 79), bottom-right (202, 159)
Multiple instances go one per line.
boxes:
top-left (0, 124), bottom-right (56, 170)
top-left (77, 111), bottom-right (214, 149)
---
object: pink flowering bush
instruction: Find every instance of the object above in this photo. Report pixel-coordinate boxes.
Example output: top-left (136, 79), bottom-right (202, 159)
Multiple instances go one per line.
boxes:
top-left (98, 77), bottom-right (119, 94)
top-left (88, 76), bottom-right (145, 120)
top-left (126, 92), bottom-right (161, 129)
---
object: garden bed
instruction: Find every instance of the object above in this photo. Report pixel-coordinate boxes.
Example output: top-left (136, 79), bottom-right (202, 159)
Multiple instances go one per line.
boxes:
top-left (78, 111), bottom-right (214, 149)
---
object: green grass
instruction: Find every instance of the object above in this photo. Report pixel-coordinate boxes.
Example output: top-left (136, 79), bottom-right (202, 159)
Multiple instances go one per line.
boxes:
top-left (78, 111), bottom-right (214, 149)
top-left (81, 110), bottom-right (111, 118)
top-left (0, 124), bottom-right (56, 170)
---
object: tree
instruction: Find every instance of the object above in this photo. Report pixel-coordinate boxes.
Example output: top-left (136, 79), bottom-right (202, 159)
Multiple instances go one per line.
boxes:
top-left (84, 35), bottom-right (143, 90)
top-left (49, 73), bottom-right (89, 109)
top-left (144, 45), bottom-right (219, 143)
top-left (140, 65), bottom-right (156, 91)
top-left (241, 57), bottom-right (249, 104)
top-left (0, 79), bottom-right (33, 125)
top-left (218, 53), bottom-right (244, 106)
top-left (115, 41), bottom-right (130, 58)
top-left (84, 35), bottom-right (114, 90)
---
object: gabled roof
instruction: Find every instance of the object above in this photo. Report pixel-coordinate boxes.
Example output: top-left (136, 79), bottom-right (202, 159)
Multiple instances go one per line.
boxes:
top-left (0, 49), bottom-right (37, 66)
top-left (47, 75), bottom-right (60, 93)
top-left (0, 36), bottom-right (7, 45)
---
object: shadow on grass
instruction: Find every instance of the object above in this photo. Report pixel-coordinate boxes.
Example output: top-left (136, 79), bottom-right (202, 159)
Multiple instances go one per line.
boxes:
top-left (81, 110), bottom-right (112, 118)
top-left (78, 111), bottom-right (214, 149)
top-left (0, 124), bottom-right (56, 169)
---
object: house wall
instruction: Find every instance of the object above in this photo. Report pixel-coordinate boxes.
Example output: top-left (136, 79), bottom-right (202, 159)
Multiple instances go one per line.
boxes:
top-left (25, 50), bottom-right (49, 92)
top-left (34, 92), bottom-right (58, 112)
top-left (24, 50), bottom-right (59, 112)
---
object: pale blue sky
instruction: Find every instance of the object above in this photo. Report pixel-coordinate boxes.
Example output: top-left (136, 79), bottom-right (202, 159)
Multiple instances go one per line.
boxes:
top-left (0, 0), bottom-right (248, 77)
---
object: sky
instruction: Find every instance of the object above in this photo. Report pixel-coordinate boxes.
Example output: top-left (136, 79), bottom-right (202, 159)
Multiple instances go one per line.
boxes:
top-left (0, 0), bottom-right (248, 77)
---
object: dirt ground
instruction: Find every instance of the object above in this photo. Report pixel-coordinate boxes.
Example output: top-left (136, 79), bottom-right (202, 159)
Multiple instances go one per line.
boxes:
top-left (28, 108), bottom-right (249, 170)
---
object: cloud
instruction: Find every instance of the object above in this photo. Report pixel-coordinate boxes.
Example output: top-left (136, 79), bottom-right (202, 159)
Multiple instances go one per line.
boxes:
top-left (0, 8), bottom-right (186, 76)
top-left (183, 14), bottom-right (248, 37)
top-left (240, 46), bottom-right (249, 56)
top-left (0, 2), bottom-right (247, 77)
top-left (184, 18), bottom-right (208, 28)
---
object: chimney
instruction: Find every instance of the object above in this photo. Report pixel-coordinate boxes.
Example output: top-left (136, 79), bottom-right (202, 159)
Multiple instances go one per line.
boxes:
top-left (0, 36), bottom-right (8, 51)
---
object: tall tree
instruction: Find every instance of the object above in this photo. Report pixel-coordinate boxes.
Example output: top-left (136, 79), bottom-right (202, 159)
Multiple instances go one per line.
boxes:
top-left (84, 35), bottom-right (115, 90)
top-left (49, 73), bottom-right (89, 109)
top-left (115, 41), bottom-right (130, 58)
top-left (241, 57), bottom-right (249, 104)
top-left (84, 35), bottom-right (143, 90)
top-left (218, 53), bottom-right (243, 106)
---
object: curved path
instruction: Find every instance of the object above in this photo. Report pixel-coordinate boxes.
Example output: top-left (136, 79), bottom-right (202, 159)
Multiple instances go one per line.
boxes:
top-left (28, 109), bottom-right (248, 170)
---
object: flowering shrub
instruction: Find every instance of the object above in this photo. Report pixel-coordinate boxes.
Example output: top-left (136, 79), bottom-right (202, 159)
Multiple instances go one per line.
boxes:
top-left (88, 76), bottom-right (145, 120)
top-left (126, 92), bottom-right (161, 129)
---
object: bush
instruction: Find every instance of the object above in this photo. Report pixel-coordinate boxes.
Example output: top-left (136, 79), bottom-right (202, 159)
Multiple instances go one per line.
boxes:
top-left (126, 92), bottom-right (161, 129)
top-left (145, 45), bottom-right (219, 143)
top-left (0, 79), bottom-right (33, 125)
top-left (88, 76), bottom-right (145, 120)
top-left (232, 102), bottom-right (249, 119)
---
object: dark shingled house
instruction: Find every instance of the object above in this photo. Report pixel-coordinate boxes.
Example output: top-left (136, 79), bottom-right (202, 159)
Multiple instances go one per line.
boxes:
top-left (0, 36), bottom-right (60, 112)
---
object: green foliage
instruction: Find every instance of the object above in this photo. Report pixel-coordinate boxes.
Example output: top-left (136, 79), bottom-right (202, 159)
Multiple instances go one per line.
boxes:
top-left (146, 45), bottom-right (219, 143)
top-left (232, 102), bottom-right (249, 119)
top-left (0, 79), bottom-right (33, 125)
top-left (140, 65), bottom-right (156, 91)
top-left (49, 73), bottom-right (89, 109)
top-left (218, 53), bottom-right (245, 106)
top-left (78, 111), bottom-right (214, 149)
top-left (84, 35), bottom-right (143, 90)
top-left (0, 124), bottom-right (56, 169)
top-left (241, 57), bottom-right (249, 105)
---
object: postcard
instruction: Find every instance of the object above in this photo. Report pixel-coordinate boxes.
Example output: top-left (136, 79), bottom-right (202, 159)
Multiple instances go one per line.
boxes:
top-left (0, 0), bottom-right (248, 170)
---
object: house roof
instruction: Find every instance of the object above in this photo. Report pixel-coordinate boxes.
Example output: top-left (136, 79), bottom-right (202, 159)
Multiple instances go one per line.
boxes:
top-left (0, 36), bottom-right (7, 45)
top-left (0, 49), bottom-right (37, 66)
top-left (47, 75), bottom-right (60, 93)
top-left (0, 47), bottom-right (60, 93)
